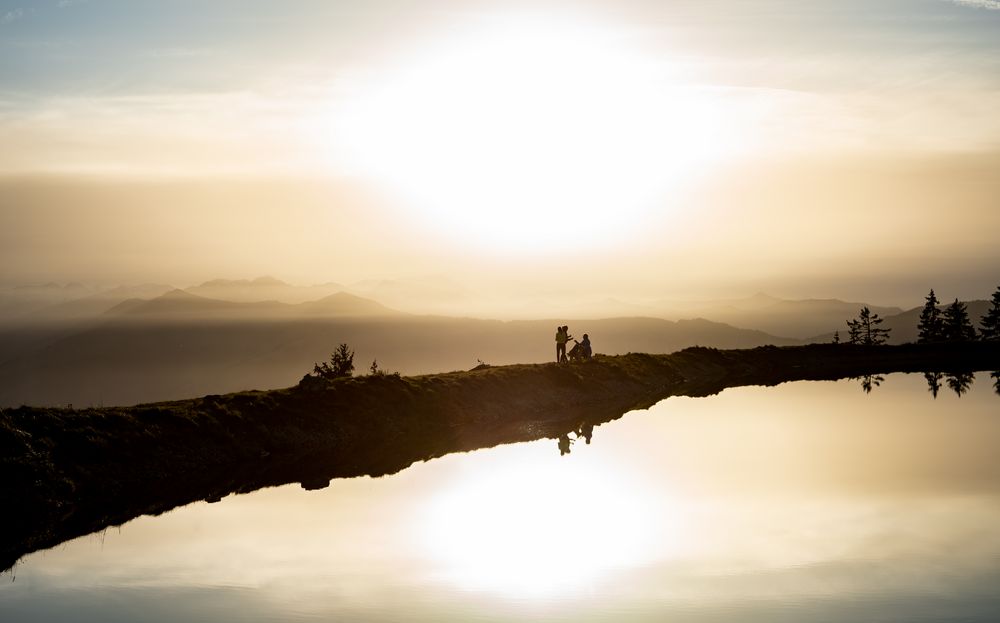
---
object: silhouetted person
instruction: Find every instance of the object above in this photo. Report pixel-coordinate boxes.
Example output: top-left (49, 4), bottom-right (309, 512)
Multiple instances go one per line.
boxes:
top-left (580, 334), bottom-right (592, 359)
top-left (558, 433), bottom-right (571, 455)
top-left (579, 422), bottom-right (594, 444)
top-left (555, 325), bottom-right (572, 363)
top-left (555, 325), bottom-right (563, 362)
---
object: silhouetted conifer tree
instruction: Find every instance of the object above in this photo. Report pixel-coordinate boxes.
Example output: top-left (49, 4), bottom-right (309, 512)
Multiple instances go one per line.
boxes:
top-left (832, 330), bottom-right (840, 344)
top-left (942, 299), bottom-right (976, 342)
top-left (980, 286), bottom-right (1000, 341)
top-left (917, 289), bottom-right (944, 342)
top-left (846, 306), bottom-right (891, 345)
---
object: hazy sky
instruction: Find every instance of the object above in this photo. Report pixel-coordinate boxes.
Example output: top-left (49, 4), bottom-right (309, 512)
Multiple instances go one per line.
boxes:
top-left (1, 0), bottom-right (998, 307)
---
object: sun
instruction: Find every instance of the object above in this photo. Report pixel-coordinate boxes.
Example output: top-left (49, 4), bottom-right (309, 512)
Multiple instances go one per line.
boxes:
top-left (331, 13), bottom-right (724, 253)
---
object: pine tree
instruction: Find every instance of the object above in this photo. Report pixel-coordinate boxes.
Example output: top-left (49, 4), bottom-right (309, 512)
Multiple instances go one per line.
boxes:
top-left (917, 289), bottom-right (943, 343)
top-left (832, 330), bottom-right (840, 344)
top-left (846, 318), bottom-right (861, 344)
top-left (979, 285), bottom-right (1000, 341)
top-left (942, 299), bottom-right (976, 342)
top-left (847, 306), bottom-right (891, 345)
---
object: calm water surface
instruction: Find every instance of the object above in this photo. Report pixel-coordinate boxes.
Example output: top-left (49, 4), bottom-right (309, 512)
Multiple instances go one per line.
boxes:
top-left (3, 372), bottom-right (1000, 622)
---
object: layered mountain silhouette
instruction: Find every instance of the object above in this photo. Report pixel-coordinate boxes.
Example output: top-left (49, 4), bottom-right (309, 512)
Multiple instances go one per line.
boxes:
top-left (4, 277), bottom-right (987, 408)
top-left (649, 293), bottom-right (904, 339)
top-left (187, 276), bottom-right (346, 304)
top-left (106, 288), bottom-right (401, 319)
top-left (808, 299), bottom-right (993, 344)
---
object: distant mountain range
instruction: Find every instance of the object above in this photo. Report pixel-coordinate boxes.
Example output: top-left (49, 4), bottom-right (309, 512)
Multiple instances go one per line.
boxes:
top-left (643, 293), bottom-right (904, 339)
top-left (2, 277), bottom-right (996, 407)
top-left (107, 288), bottom-right (401, 319)
top-left (186, 276), bottom-right (346, 304)
top-left (809, 300), bottom-right (993, 344)
top-left (0, 313), bottom-right (797, 407)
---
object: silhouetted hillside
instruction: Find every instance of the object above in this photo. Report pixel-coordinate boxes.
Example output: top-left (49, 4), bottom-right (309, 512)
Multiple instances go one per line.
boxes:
top-left (295, 292), bottom-right (402, 317)
top-left (0, 315), bottom-right (797, 407)
top-left (28, 284), bottom-right (176, 321)
top-left (107, 288), bottom-right (284, 316)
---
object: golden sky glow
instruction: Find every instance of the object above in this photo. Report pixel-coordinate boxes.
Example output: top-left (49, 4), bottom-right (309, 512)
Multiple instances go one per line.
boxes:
top-left (1, 0), bottom-right (998, 306)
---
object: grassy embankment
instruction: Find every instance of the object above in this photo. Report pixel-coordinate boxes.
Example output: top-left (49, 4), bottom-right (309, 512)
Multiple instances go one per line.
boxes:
top-left (2, 342), bottom-right (999, 571)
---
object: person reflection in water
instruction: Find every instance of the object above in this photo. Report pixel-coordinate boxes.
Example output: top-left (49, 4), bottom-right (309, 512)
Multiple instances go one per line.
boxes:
top-left (558, 434), bottom-right (571, 456)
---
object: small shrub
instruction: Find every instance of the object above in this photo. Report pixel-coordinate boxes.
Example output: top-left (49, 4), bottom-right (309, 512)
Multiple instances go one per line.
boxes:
top-left (312, 343), bottom-right (355, 379)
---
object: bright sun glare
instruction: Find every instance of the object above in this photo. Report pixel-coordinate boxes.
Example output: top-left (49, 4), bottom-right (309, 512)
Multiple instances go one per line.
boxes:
top-left (333, 14), bottom-right (724, 253)
top-left (418, 445), bottom-right (666, 596)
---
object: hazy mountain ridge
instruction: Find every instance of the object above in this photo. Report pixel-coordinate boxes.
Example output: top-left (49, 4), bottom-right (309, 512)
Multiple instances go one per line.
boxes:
top-left (106, 288), bottom-right (403, 319)
top-left (0, 314), bottom-right (799, 407)
top-left (0, 283), bottom-right (174, 323)
top-left (803, 300), bottom-right (992, 344)
top-left (187, 276), bottom-right (346, 304)
top-left (3, 277), bottom-right (975, 407)
top-left (648, 294), bottom-right (904, 339)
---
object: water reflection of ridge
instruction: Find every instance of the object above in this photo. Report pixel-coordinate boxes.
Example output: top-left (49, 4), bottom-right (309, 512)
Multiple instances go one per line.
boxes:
top-left (6, 358), bottom-right (1000, 574)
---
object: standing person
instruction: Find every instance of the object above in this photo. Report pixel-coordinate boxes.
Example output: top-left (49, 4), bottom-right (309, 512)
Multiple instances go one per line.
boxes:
top-left (556, 325), bottom-right (572, 363)
top-left (554, 326), bottom-right (564, 362)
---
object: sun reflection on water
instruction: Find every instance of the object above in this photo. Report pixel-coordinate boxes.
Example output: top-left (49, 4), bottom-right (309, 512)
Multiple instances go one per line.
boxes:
top-left (418, 441), bottom-right (672, 596)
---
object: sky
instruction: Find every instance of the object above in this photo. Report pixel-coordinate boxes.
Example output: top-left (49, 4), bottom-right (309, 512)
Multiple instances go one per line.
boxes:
top-left (1, 0), bottom-right (998, 309)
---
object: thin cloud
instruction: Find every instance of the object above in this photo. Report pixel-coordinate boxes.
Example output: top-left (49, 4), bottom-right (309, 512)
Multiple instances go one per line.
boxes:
top-left (948, 0), bottom-right (1000, 9)
top-left (144, 47), bottom-right (214, 59)
top-left (1, 8), bottom-right (24, 24)
top-left (57, 0), bottom-right (88, 7)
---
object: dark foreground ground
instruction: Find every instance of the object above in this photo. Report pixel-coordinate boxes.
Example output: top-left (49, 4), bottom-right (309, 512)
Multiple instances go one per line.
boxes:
top-left (2, 342), bottom-right (999, 571)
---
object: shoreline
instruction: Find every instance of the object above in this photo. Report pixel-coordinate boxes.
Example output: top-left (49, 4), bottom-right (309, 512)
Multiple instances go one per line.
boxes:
top-left (2, 342), bottom-right (999, 571)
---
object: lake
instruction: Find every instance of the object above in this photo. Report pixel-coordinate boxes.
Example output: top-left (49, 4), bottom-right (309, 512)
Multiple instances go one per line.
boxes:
top-left (3, 371), bottom-right (999, 622)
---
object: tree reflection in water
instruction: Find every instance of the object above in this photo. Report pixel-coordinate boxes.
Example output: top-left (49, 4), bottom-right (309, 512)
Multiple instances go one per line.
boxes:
top-left (945, 372), bottom-right (975, 397)
top-left (925, 372), bottom-right (943, 398)
top-left (992, 371), bottom-right (1000, 396)
top-left (854, 374), bottom-right (885, 394)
